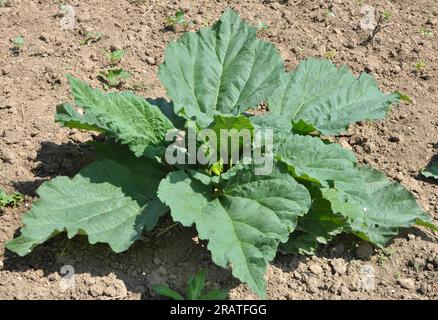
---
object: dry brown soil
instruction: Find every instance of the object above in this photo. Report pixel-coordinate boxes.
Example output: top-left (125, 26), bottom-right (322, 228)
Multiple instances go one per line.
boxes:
top-left (0, 0), bottom-right (437, 300)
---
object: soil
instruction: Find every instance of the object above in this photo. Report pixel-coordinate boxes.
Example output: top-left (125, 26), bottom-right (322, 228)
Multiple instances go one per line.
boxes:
top-left (1, 0), bottom-right (437, 300)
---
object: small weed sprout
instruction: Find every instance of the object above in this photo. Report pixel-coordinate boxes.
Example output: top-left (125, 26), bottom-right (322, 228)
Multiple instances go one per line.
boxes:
top-left (0, 0), bottom-right (11, 7)
top-left (419, 27), bottom-right (433, 37)
top-left (326, 10), bottom-right (335, 18)
top-left (12, 36), bottom-right (24, 49)
top-left (80, 31), bottom-right (103, 45)
top-left (105, 49), bottom-right (125, 66)
top-left (378, 247), bottom-right (395, 266)
top-left (153, 269), bottom-right (227, 300)
top-left (324, 49), bottom-right (337, 59)
top-left (10, 36), bottom-right (24, 55)
top-left (98, 69), bottom-right (131, 90)
top-left (414, 60), bottom-right (426, 72)
top-left (165, 10), bottom-right (190, 31)
top-left (0, 189), bottom-right (24, 211)
top-left (256, 21), bottom-right (270, 31)
top-left (381, 11), bottom-right (391, 21)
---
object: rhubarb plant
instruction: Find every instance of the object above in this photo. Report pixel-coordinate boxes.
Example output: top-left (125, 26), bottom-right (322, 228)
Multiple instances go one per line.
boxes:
top-left (7, 9), bottom-right (437, 298)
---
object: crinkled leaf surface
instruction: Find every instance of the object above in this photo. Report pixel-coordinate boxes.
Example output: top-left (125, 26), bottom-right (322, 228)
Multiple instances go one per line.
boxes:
top-left (208, 114), bottom-right (254, 161)
top-left (323, 165), bottom-right (438, 246)
top-left (159, 9), bottom-right (284, 127)
top-left (268, 59), bottom-right (400, 135)
top-left (249, 113), bottom-right (292, 145)
top-left (7, 151), bottom-right (169, 256)
top-left (291, 119), bottom-right (317, 135)
top-left (158, 163), bottom-right (310, 297)
top-left (55, 103), bottom-right (108, 132)
top-left (209, 114), bottom-right (254, 135)
top-left (280, 185), bottom-right (345, 255)
top-left (146, 98), bottom-right (187, 129)
top-left (422, 162), bottom-right (438, 180)
top-left (66, 75), bottom-right (175, 157)
top-left (276, 134), bottom-right (358, 186)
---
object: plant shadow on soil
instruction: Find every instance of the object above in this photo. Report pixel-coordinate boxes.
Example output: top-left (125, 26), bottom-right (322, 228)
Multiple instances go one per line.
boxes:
top-left (417, 153), bottom-right (438, 186)
top-left (3, 140), bottom-right (438, 298)
top-left (4, 140), bottom-right (238, 298)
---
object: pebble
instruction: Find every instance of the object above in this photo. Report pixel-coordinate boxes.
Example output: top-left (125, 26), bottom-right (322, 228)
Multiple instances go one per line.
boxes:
top-left (349, 136), bottom-right (365, 145)
top-left (339, 285), bottom-right (350, 295)
top-left (292, 271), bottom-right (302, 280)
top-left (363, 142), bottom-right (376, 154)
top-left (0, 260), bottom-right (3, 270)
top-left (89, 284), bottom-right (104, 297)
top-left (39, 33), bottom-right (50, 43)
top-left (305, 277), bottom-right (319, 293)
top-left (389, 135), bottom-right (403, 143)
top-left (329, 279), bottom-right (343, 294)
top-left (397, 278), bottom-right (415, 290)
top-left (0, 149), bottom-right (16, 164)
top-left (355, 242), bottom-right (374, 259)
top-left (309, 263), bottom-right (323, 275)
top-left (144, 56), bottom-right (156, 65)
top-left (104, 286), bottom-right (117, 297)
top-left (329, 259), bottom-right (347, 275)
top-left (407, 234), bottom-right (416, 241)
top-left (47, 273), bottom-right (58, 282)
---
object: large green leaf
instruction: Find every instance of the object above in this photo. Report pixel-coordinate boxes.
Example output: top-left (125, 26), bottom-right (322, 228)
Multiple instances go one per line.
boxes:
top-left (55, 103), bottom-right (108, 132)
top-left (157, 163), bottom-right (311, 297)
top-left (208, 114), bottom-right (254, 163)
top-left (280, 185), bottom-right (345, 255)
top-left (276, 134), bottom-right (358, 186)
top-left (146, 98), bottom-right (186, 129)
top-left (159, 9), bottom-right (284, 127)
top-left (323, 165), bottom-right (438, 246)
top-left (64, 75), bottom-right (175, 157)
top-left (249, 113), bottom-right (292, 145)
top-left (7, 152), bottom-right (169, 256)
top-left (268, 59), bottom-right (400, 135)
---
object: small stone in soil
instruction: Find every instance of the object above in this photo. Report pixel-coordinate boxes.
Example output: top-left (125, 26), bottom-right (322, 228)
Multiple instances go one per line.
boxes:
top-left (397, 278), bottom-right (415, 290)
top-left (389, 135), bottom-right (402, 143)
top-left (89, 284), bottom-right (104, 297)
top-left (305, 277), bottom-right (319, 293)
top-left (308, 263), bottom-right (323, 275)
top-left (363, 142), bottom-right (376, 154)
top-left (104, 286), bottom-right (118, 297)
top-left (0, 149), bottom-right (16, 164)
top-left (407, 234), bottom-right (416, 241)
top-left (329, 259), bottom-right (347, 275)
